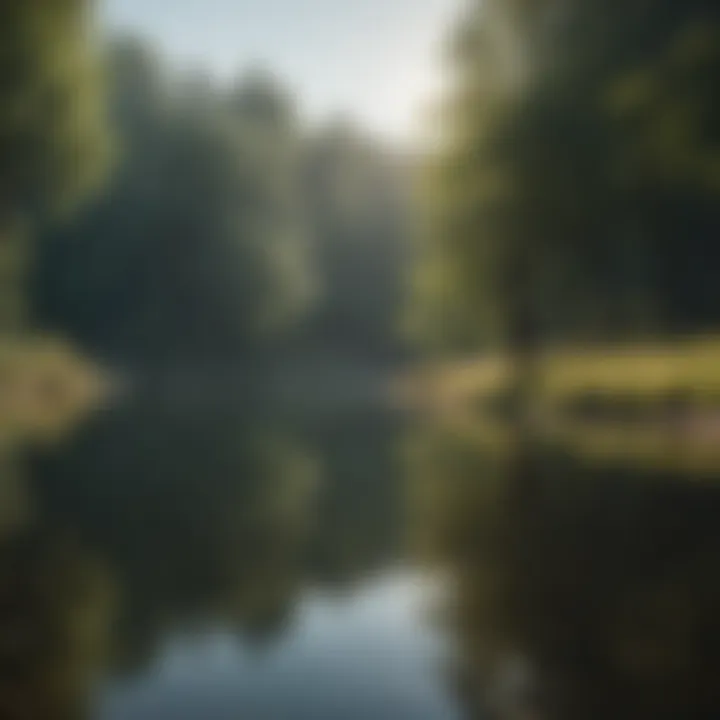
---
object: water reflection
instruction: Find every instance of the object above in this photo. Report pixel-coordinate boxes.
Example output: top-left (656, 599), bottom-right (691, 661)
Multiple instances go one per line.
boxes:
top-left (100, 572), bottom-right (453, 720)
top-left (0, 530), bottom-right (114, 720)
top-left (408, 422), bottom-right (720, 720)
top-left (17, 404), bottom-right (456, 720)
top-left (1, 404), bottom-right (719, 718)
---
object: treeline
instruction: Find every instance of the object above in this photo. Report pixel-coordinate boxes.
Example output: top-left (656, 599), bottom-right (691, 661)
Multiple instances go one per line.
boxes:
top-left (7, 0), bottom-right (720, 379)
top-left (31, 39), bottom-right (413, 368)
top-left (412, 0), bottom-right (720, 354)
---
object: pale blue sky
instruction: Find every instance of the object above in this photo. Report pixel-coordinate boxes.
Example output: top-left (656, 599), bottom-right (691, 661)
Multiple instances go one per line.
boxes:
top-left (99, 0), bottom-right (459, 141)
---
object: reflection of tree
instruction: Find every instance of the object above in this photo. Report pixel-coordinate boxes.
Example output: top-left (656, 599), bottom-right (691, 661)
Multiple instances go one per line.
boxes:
top-left (0, 340), bottom-right (110, 719)
top-left (16, 401), bottom-right (408, 711)
top-left (31, 405), bottom-right (319, 672)
top-left (408, 424), bottom-right (720, 720)
top-left (0, 455), bottom-right (29, 540)
top-left (0, 531), bottom-right (114, 720)
top-left (303, 413), bottom-right (404, 587)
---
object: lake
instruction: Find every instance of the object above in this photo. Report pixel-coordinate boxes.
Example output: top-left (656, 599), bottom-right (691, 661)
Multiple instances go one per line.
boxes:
top-left (2, 402), bottom-right (720, 719)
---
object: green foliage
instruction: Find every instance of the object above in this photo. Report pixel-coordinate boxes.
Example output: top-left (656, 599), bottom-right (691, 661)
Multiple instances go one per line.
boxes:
top-left (0, 0), bottom-right (110, 333)
top-left (0, 0), bottom-right (110, 223)
top-left (413, 0), bottom-right (720, 353)
top-left (35, 41), bottom-right (312, 363)
top-left (300, 121), bottom-right (413, 360)
top-left (33, 39), bottom-right (414, 367)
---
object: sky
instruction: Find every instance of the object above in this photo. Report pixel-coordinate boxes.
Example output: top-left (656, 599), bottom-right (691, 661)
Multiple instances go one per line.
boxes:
top-left (99, 0), bottom-right (460, 143)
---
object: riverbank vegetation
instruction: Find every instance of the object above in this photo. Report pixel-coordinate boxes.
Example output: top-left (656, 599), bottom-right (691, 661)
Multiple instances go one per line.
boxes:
top-left (0, 1), bottom-right (112, 443)
top-left (409, 0), bottom-right (720, 416)
top-left (3, 0), bottom-right (720, 429)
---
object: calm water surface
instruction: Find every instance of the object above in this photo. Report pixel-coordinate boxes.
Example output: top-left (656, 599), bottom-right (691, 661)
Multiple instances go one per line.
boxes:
top-left (3, 403), bottom-right (720, 719)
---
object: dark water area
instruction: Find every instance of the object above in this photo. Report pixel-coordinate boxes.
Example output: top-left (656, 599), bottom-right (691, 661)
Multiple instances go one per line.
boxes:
top-left (2, 403), bottom-right (720, 719)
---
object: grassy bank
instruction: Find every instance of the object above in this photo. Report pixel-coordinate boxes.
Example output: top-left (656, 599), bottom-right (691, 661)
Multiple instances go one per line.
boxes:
top-left (401, 336), bottom-right (720, 417)
top-left (0, 336), bottom-right (108, 448)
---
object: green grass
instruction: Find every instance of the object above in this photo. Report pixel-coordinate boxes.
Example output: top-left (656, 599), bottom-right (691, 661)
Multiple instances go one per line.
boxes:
top-left (407, 336), bottom-right (720, 415)
top-left (399, 336), bottom-right (720, 475)
top-left (0, 335), bottom-right (107, 447)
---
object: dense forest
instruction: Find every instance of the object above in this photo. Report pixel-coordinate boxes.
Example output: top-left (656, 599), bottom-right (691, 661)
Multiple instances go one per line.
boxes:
top-left (30, 38), bottom-right (413, 370)
top-left (411, 0), bottom-right (720, 356)
top-left (2, 0), bottom-right (719, 381)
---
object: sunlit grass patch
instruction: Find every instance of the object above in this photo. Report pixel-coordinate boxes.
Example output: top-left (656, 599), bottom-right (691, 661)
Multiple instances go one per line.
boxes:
top-left (540, 337), bottom-right (720, 404)
top-left (0, 335), bottom-right (108, 447)
top-left (416, 336), bottom-right (720, 417)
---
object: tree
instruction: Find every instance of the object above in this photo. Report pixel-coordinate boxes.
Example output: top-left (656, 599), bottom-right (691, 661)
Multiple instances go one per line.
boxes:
top-left (0, 0), bottom-right (110, 330)
top-left (300, 120), bottom-right (413, 360)
top-left (412, 0), bottom-right (720, 360)
top-left (34, 42), bottom-right (312, 365)
top-left (0, 0), bottom-right (110, 226)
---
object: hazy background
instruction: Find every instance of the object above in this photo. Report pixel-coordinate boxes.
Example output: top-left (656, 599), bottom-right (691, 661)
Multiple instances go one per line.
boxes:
top-left (100, 0), bottom-right (455, 143)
